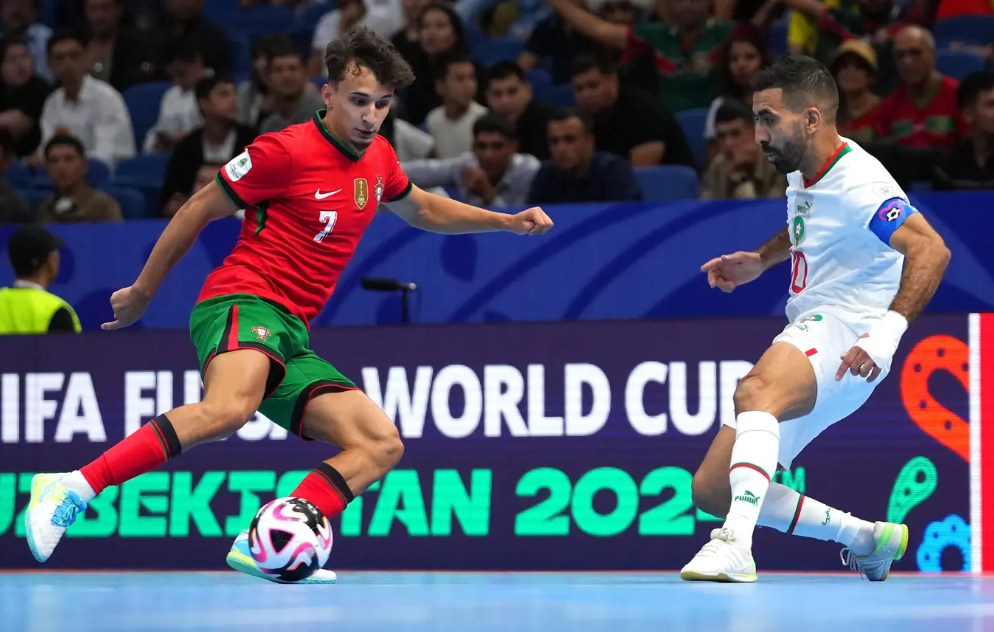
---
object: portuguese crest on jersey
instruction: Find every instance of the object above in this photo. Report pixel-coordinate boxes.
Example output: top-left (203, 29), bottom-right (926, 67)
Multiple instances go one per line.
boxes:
top-left (252, 326), bottom-right (271, 342)
top-left (374, 176), bottom-right (384, 203)
top-left (354, 178), bottom-right (369, 209)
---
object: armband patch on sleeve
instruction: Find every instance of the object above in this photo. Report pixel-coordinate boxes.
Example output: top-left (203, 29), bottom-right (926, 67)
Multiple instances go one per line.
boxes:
top-left (869, 197), bottom-right (917, 245)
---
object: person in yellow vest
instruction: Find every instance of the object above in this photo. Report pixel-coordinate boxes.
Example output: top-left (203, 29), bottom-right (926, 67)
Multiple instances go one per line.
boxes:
top-left (0, 225), bottom-right (81, 334)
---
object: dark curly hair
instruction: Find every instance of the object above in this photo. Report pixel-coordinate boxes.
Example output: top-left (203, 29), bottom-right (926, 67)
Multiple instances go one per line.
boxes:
top-left (324, 26), bottom-right (416, 89)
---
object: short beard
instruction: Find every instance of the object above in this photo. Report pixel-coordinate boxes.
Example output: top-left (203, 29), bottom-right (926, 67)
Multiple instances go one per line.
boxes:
top-left (769, 122), bottom-right (807, 175)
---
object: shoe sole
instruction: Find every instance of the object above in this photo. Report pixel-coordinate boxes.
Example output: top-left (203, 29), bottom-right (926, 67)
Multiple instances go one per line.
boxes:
top-left (225, 547), bottom-right (337, 585)
top-left (877, 523), bottom-right (910, 582)
top-left (680, 570), bottom-right (758, 583)
top-left (25, 474), bottom-right (51, 563)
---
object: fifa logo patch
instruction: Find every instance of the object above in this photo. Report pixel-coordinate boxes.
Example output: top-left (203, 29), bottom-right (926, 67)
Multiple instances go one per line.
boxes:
top-left (374, 176), bottom-right (384, 203)
top-left (354, 178), bottom-right (369, 209)
top-left (252, 326), bottom-right (271, 342)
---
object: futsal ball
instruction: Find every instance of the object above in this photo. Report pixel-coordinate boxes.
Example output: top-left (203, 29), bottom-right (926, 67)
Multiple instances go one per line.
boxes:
top-left (248, 497), bottom-right (333, 582)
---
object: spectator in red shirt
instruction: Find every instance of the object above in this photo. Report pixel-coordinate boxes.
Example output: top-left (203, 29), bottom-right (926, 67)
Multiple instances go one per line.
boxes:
top-left (873, 25), bottom-right (967, 149)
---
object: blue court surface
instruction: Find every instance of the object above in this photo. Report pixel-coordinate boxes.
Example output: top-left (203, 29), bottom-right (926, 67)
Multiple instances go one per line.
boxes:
top-left (1, 571), bottom-right (992, 632)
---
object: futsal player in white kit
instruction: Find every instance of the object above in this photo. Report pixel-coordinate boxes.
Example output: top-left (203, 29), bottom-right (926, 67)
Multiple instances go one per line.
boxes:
top-left (681, 55), bottom-right (951, 583)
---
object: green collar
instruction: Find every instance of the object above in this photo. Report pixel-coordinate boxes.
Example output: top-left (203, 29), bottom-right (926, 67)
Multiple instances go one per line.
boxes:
top-left (312, 110), bottom-right (364, 162)
top-left (804, 142), bottom-right (851, 188)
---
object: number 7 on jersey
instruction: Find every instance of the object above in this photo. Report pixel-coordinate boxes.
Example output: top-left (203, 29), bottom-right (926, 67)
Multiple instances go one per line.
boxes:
top-left (314, 211), bottom-right (338, 243)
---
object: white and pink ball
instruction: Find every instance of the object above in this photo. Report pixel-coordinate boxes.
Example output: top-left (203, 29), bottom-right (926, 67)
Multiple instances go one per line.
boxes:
top-left (248, 497), bottom-right (333, 582)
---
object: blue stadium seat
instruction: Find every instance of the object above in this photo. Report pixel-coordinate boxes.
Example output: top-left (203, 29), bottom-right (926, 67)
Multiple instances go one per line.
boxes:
top-left (676, 108), bottom-right (709, 171)
top-left (20, 188), bottom-right (50, 210)
top-left (634, 165), bottom-right (699, 202)
top-left (769, 19), bottom-right (788, 58)
top-left (7, 161), bottom-right (32, 188)
top-left (472, 38), bottom-right (524, 66)
top-left (300, 1), bottom-right (335, 29)
top-left (543, 84), bottom-right (576, 108)
top-left (100, 186), bottom-right (147, 220)
top-left (202, 0), bottom-right (242, 21)
top-left (115, 154), bottom-right (170, 183)
top-left (230, 35), bottom-right (252, 74)
top-left (226, 5), bottom-right (295, 40)
top-left (526, 68), bottom-right (551, 91)
top-left (936, 49), bottom-right (985, 80)
top-left (122, 82), bottom-right (172, 148)
top-left (934, 15), bottom-right (994, 47)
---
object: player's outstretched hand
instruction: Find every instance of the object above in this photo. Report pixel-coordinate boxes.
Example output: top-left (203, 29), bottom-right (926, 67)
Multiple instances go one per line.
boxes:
top-left (509, 207), bottom-right (553, 235)
top-left (836, 345), bottom-right (882, 383)
top-left (102, 286), bottom-right (152, 331)
top-left (700, 251), bottom-right (763, 292)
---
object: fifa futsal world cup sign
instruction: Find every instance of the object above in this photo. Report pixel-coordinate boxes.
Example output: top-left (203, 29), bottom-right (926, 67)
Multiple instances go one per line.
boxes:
top-left (0, 314), bottom-right (990, 572)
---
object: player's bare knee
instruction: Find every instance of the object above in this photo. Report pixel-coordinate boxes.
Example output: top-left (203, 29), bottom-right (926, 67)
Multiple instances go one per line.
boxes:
top-left (733, 372), bottom-right (773, 415)
top-left (195, 399), bottom-right (256, 441)
top-left (371, 425), bottom-right (404, 471)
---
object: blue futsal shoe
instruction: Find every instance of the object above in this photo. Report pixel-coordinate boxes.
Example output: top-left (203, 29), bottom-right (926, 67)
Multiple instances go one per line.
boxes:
top-left (226, 530), bottom-right (337, 584)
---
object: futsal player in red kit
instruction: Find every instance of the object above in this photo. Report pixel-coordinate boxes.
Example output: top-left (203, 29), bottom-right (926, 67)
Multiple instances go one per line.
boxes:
top-left (25, 28), bottom-right (553, 582)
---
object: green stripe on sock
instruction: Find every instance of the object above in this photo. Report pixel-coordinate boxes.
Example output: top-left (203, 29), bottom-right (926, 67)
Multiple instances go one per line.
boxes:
top-left (787, 495), bottom-right (804, 535)
top-left (148, 421), bottom-right (170, 458)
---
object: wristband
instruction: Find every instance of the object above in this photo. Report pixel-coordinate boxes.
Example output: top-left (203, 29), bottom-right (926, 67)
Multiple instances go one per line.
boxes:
top-left (854, 310), bottom-right (908, 374)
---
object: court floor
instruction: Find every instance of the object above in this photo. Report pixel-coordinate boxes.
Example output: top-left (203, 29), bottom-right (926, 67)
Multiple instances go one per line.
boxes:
top-left (1, 571), bottom-right (991, 632)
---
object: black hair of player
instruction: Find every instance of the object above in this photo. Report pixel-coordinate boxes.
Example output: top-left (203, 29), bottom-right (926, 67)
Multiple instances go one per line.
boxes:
top-left (549, 107), bottom-right (594, 133)
top-left (195, 74), bottom-right (233, 102)
top-left (473, 112), bottom-right (517, 140)
top-left (435, 51), bottom-right (475, 82)
top-left (570, 54), bottom-right (617, 79)
top-left (751, 54), bottom-right (839, 121)
top-left (956, 70), bottom-right (994, 112)
top-left (44, 133), bottom-right (86, 160)
top-left (487, 60), bottom-right (527, 84)
top-left (46, 29), bottom-right (87, 55)
top-left (324, 26), bottom-right (415, 90)
top-left (714, 99), bottom-right (754, 127)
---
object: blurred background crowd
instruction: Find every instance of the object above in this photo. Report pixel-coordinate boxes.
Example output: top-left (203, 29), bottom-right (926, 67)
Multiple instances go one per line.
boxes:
top-left (0, 0), bottom-right (991, 226)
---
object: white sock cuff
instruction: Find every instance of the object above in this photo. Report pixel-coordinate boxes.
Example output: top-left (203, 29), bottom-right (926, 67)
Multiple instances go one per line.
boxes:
top-left (735, 411), bottom-right (780, 439)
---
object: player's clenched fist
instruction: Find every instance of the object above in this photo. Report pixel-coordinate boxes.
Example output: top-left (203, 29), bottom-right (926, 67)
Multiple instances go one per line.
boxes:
top-left (700, 251), bottom-right (764, 292)
top-left (509, 207), bottom-right (553, 235)
top-left (102, 286), bottom-right (152, 331)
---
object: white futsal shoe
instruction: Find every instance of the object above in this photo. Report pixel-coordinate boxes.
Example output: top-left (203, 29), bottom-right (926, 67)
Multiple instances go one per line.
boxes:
top-left (840, 521), bottom-right (909, 581)
top-left (226, 530), bottom-right (338, 584)
top-left (25, 472), bottom-right (81, 563)
top-left (680, 527), bottom-right (758, 583)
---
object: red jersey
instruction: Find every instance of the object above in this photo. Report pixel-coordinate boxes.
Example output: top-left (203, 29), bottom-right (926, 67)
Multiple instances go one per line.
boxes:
top-left (873, 75), bottom-right (968, 149)
top-left (201, 111), bottom-right (412, 324)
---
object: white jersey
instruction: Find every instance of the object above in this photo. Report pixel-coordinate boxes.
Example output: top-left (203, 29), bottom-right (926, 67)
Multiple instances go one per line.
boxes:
top-left (783, 139), bottom-right (908, 333)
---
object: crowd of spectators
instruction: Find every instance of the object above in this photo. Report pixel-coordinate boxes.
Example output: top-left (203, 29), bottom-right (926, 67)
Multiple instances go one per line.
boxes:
top-left (0, 0), bottom-right (993, 225)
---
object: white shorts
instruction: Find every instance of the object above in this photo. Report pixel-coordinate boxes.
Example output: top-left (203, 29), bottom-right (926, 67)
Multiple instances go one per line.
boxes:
top-left (721, 311), bottom-right (888, 470)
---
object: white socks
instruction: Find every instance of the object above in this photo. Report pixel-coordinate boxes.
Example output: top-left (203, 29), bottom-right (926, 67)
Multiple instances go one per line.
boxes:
top-left (723, 411), bottom-right (780, 549)
top-left (758, 482), bottom-right (876, 555)
top-left (60, 470), bottom-right (97, 502)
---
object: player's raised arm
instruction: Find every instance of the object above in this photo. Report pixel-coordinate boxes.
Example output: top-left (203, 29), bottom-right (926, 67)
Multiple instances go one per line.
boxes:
top-left (385, 184), bottom-right (553, 236)
top-left (102, 180), bottom-right (238, 330)
top-left (700, 228), bottom-right (790, 292)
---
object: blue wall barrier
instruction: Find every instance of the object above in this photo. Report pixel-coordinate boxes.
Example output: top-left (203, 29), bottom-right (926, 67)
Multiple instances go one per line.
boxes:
top-left (0, 193), bottom-right (990, 330)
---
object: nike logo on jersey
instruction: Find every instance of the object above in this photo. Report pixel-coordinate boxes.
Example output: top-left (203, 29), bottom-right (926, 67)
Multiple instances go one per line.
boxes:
top-left (315, 189), bottom-right (341, 200)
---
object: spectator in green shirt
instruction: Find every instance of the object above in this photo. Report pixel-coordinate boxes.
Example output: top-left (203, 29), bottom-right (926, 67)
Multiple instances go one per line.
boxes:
top-left (541, 0), bottom-right (733, 112)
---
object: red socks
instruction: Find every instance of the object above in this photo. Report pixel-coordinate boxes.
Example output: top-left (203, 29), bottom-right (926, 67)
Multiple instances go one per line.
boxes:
top-left (291, 463), bottom-right (354, 519)
top-left (80, 415), bottom-right (182, 495)
top-left (78, 414), bottom-right (354, 521)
